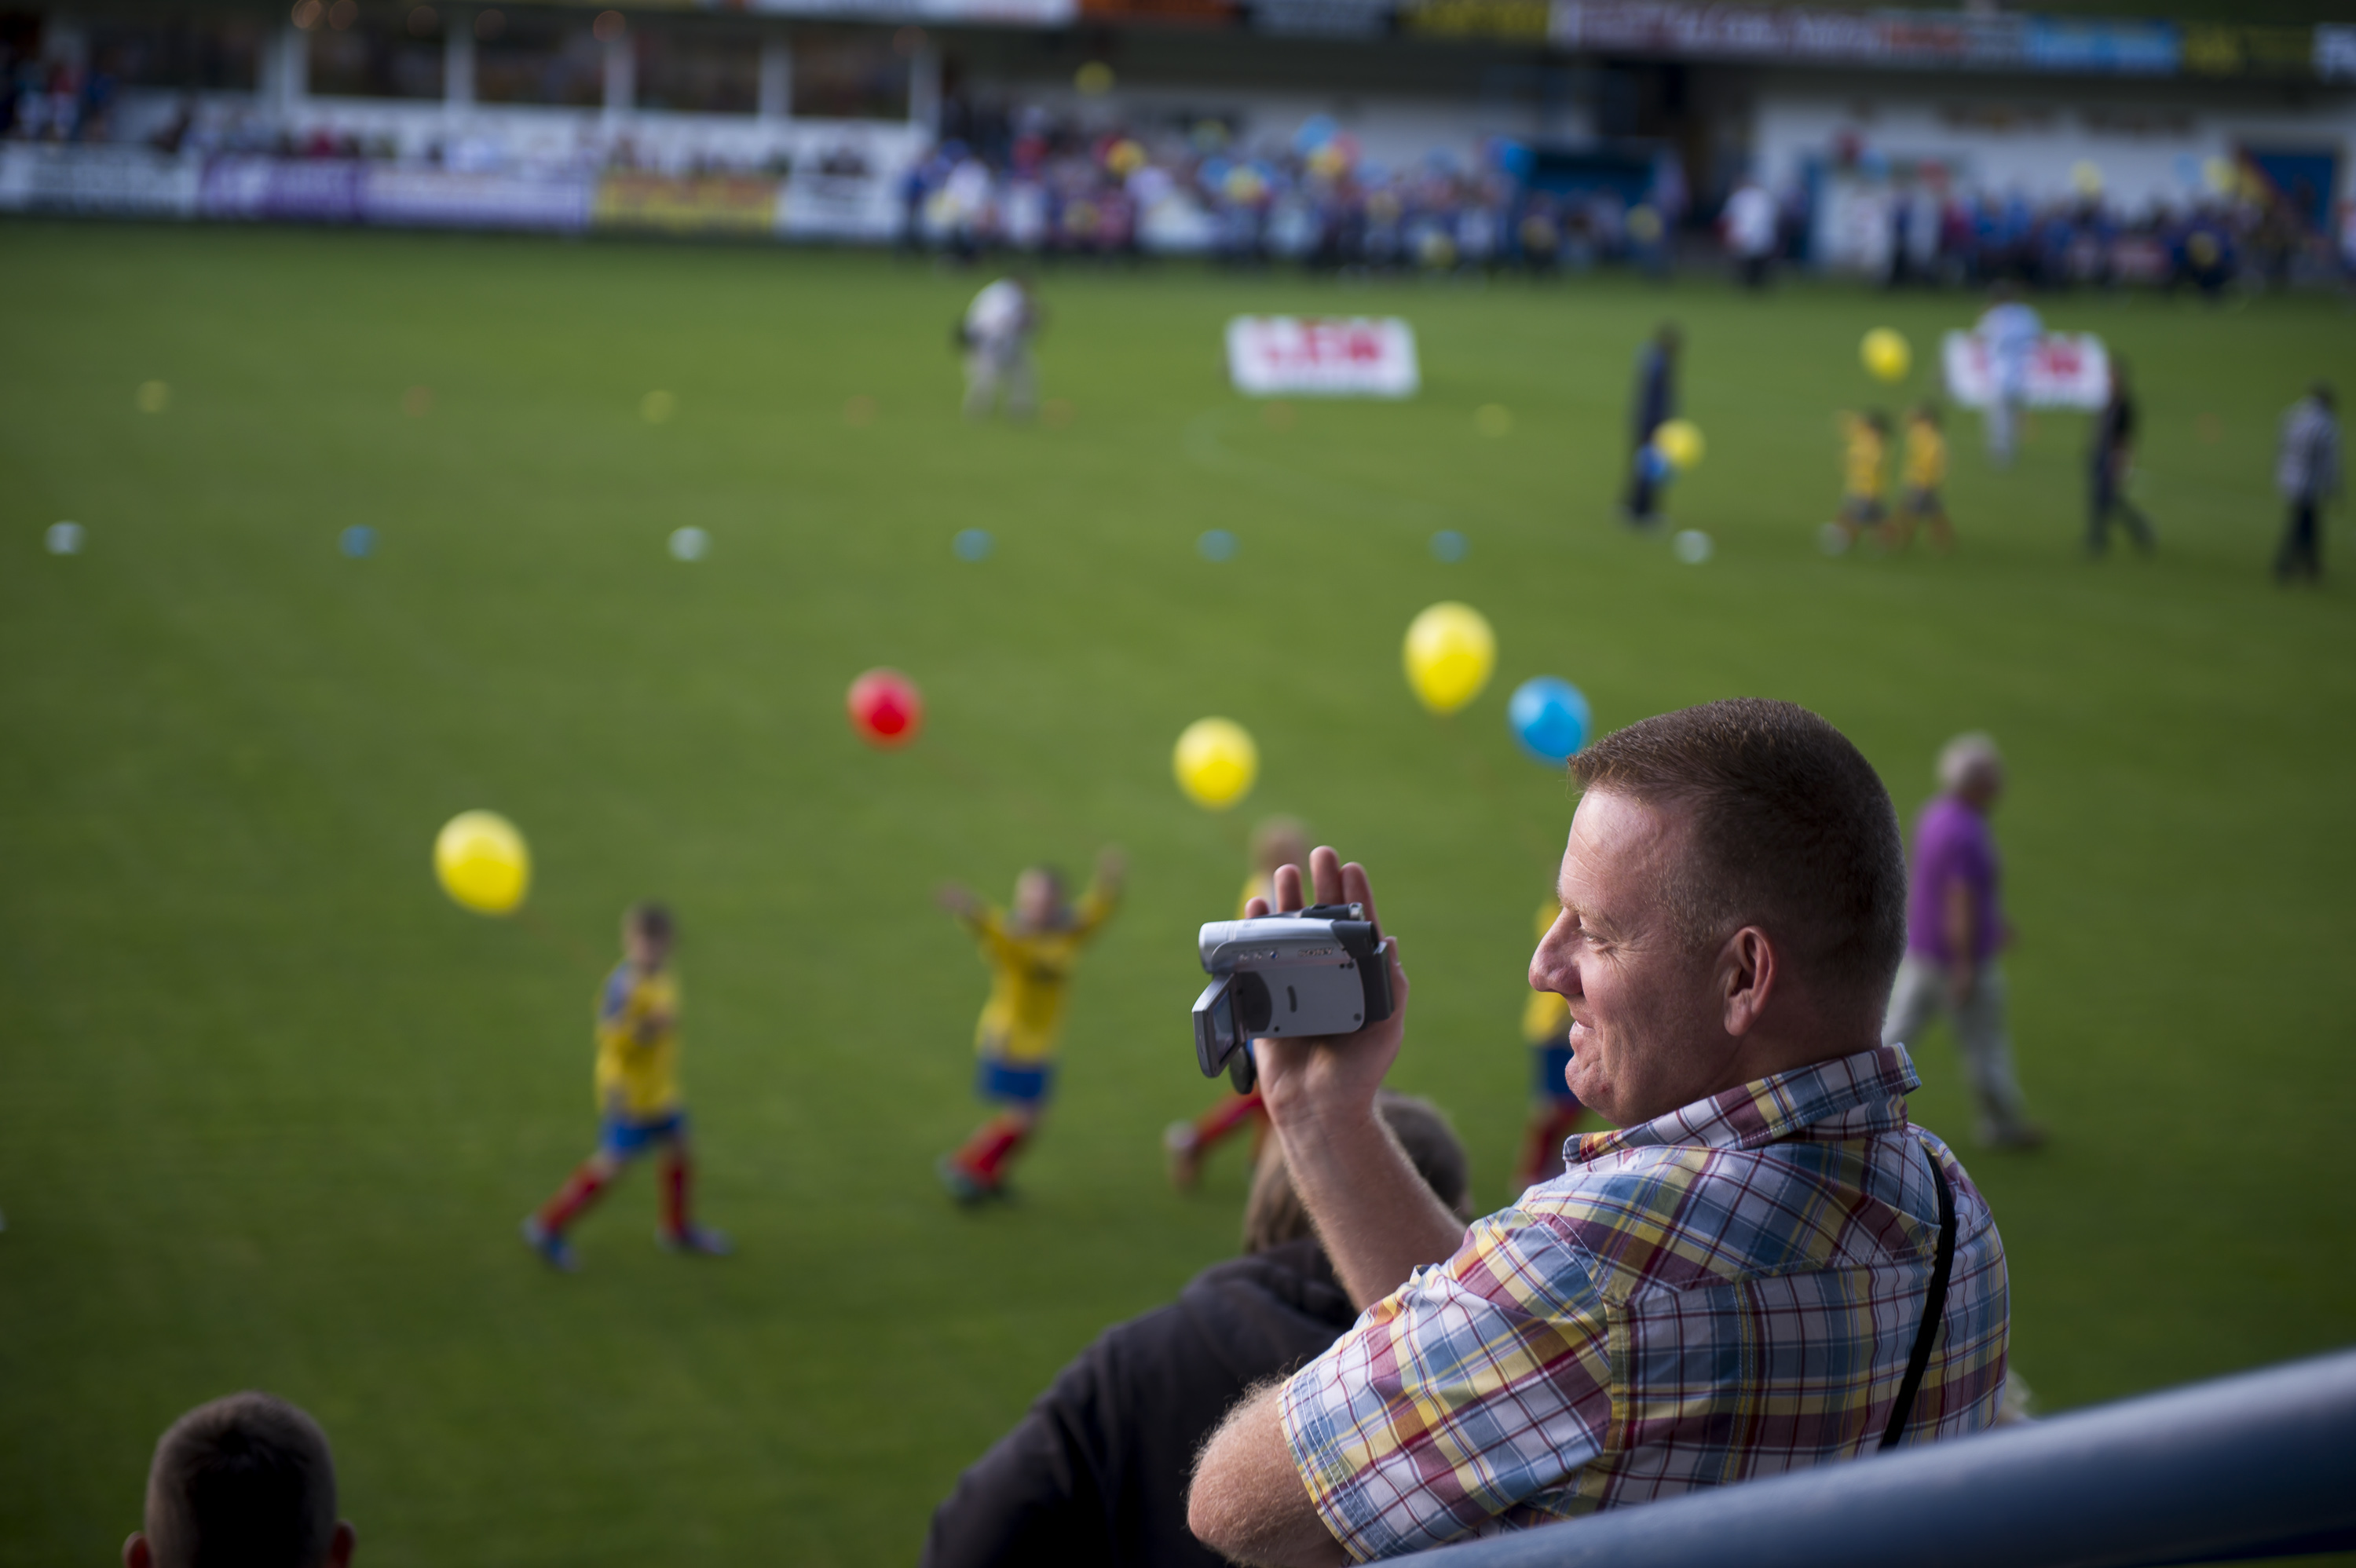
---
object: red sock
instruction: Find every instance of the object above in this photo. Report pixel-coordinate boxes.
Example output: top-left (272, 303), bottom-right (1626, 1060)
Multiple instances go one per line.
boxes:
top-left (957, 1114), bottom-right (1030, 1183)
top-left (538, 1160), bottom-right (611, 1234)
top-left (1516, 1106), bottom-right (1585, 1191)
top-left (1194, 1090), bottom-right (1266, 1150)
top-left (661, 1153), bottom-right (691, 1237)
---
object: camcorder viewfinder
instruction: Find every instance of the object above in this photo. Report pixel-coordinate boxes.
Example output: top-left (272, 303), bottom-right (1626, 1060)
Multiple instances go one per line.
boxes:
top-left (1191, 904), bottom-right (1396, 1093)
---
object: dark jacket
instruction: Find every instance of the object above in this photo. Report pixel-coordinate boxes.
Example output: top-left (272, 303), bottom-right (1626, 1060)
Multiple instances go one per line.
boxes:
top-left (1632, 342), bottom-right (1676, 443)
top-left (921, 1237), bottom-right (1358, 1568)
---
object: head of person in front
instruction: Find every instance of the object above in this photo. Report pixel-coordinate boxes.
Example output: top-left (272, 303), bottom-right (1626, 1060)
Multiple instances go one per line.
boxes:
top-left (1188, 698), bottom-right (2009, 1566)
top-left (126, 1392), bottom-right (355, 1568)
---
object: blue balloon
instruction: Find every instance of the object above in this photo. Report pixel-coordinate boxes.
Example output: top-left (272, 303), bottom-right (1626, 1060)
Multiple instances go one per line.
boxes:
top-left (953, 528), bottom-right (993, 561)
top-left (340, 524), bottom-right (375, 557)
top-left (1639, 445), bottom-right (1675, 484)
top-left (1509, 676), bottom-right (1591, 766)
top-left (1198, 528), bottom-right (1238, 562)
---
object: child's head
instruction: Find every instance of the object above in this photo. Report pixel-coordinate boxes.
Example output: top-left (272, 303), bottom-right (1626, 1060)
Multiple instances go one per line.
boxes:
top-left (624, 901), bottom-right (675, 966)
top-left (1249, 817), bottom-right (1309, 877)
top-left (1012, 867), bottom-right (1066, 929)
top-left (1912, 402), bottom-right (1942, 429)
top-left (1866, 410), bottom-right (1891, 435)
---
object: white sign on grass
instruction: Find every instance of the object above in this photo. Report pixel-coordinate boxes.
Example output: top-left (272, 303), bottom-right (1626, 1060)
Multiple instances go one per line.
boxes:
top-left (1941, 331), bottom-right (2111, 409)
top-left (1226, 316), bottom-right (1420, 398)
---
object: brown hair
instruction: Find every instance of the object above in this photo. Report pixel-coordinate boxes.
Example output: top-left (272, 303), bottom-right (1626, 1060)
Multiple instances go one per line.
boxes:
top-left (144, 1393), bottom-right (337, 1568)
top-left (1244, 1092), bottom-right (1472, 1255)
top-left (1568, 698), bottom-right (1905, 1017)
top-left (627, 901), bottom-right (675, 943)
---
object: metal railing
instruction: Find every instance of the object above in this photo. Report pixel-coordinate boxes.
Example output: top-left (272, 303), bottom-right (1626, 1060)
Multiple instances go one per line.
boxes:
top-left (1425, 1348), bottom-right (2356, 1568)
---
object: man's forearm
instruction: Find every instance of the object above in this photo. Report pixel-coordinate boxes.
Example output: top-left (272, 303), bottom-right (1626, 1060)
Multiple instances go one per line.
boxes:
top-left (1270, 1102), bottom-right (1466, 1310)
top-left (1188, 1386), bottom-right (1351, 1568)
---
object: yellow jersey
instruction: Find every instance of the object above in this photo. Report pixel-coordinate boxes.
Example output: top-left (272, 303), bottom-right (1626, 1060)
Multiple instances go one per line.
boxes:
top-left (1903, 420), bottom-right (1947, 489)
top-left (595, 962), bottom-right (681, 1120)
top-left (1524, 902), bottom-right (1569, 1043)
top-left (1844, 418), bottom-right (1888, 500)
top-left (1239, 874), bottom-right (1275, 918)
top-left (964, 883), bottom-right (1118, 1064)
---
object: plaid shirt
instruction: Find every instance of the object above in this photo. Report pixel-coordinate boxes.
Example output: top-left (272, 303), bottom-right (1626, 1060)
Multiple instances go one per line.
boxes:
top-left (1281, 1044), bottom-right (2007, 1560)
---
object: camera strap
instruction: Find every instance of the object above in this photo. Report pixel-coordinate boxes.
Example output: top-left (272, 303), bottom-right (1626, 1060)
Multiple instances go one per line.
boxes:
top-left (1877, 1135), bottom-right (1957, 1453)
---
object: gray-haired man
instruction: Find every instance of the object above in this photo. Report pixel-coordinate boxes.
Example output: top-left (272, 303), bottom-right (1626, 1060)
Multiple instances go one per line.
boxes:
top-left (1882, 734), bottom-right (2043, 1149)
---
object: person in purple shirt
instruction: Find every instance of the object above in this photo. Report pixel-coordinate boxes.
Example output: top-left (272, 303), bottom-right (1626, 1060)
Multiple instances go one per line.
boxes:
top-left (1882, 733), bottom-right (2044, 1148)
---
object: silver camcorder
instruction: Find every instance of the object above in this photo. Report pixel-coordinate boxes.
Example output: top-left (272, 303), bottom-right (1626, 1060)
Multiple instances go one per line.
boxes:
top-left (1191, 904), bottom-right (1396, 1093)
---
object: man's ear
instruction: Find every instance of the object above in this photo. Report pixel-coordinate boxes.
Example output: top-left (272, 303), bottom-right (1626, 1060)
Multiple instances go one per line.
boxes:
top-left (125, 1533), bottom-right (152, 1568)
top-left (326, 1521), bottom-right (357, 1568)
top-left (1720, 927), bottom-right (1776, 1036)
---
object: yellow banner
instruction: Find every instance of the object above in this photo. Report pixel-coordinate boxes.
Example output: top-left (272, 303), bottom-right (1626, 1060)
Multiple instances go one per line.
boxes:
top-left (593, 173), bottom-right (781, 235)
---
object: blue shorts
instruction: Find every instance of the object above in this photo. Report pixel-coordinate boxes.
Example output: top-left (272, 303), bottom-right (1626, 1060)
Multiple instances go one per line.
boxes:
top-left (976, 1057), bottom-right (1055, 1107)
top-left (1535, 1043), bottom-right (1582, 1108)
top-left (601, 1109), bottom-right (686, 1159)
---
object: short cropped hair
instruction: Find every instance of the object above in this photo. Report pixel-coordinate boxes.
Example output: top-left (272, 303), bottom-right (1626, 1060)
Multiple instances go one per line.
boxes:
top-left (1244, 1092), bottom-right (1471, 1255)
top-left (145, 1393), bottom-right (337, 1568)
top-left (627, 901), bottom-right (674, 943)
top-left (1568, 699), bottom-right (1906, 1014)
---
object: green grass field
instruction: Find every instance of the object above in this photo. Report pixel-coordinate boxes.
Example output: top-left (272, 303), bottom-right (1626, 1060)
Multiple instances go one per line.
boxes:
top-left (3, 220), bottom-right (2353, 1566)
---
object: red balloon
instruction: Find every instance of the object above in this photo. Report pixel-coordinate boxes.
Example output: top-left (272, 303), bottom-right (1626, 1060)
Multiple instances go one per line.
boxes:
top-left (847, 668), bottom-right (923, 748)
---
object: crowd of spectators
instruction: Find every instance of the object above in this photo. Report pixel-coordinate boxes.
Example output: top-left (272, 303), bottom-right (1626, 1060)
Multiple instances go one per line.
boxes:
top-left (9, 42), bottom-right (2351, 291)
top-left (900, 106), bottom-right (1682, 273)
top-left (3, 48), bottom-right (119, 142)
top-left (1791, 174), bottom-right (2355, 294)
top-left (903, 104), bottom-right (2354, 291)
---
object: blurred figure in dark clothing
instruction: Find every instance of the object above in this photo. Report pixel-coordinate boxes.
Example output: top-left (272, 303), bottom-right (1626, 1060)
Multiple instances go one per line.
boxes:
top-left (2088, 359), bottom-right (2156, 557)
top-left (920, 1094), bottom-right (1471, 1568)
top-left (2274, 382), bottom-right (2341, 584)
top-left (1621, 323), bottom-right (1681, 526)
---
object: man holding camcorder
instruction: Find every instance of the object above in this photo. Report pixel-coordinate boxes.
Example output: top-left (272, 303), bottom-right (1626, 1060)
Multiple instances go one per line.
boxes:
top-left (1187, 699), bottom-right (2011, 1565)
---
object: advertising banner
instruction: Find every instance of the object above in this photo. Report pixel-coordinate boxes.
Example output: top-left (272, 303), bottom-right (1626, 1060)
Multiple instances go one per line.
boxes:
top-left (779, 170), bottom-right (902, 241)
top-left (200, 156), bottom-right (364, 221)
top-left (368, 168), bottom-right (591, 231)
top-left (1249, 0), bottom-right (1392, 38)
top-left (1941, 331), bottom-right (2111, 410)
top-left (1549, 1), bottom-right (2018, 68)
top-left (1226, 316), bottom-right (1419, 398)
top-left (594, 173), bottom-right (779, 236)
top-left (2316, 24), bottom-right (2356, 80)
top-left (0, 145), bottom-right (201, 217)
top-left (743, 0), bottom-right (1076, 20)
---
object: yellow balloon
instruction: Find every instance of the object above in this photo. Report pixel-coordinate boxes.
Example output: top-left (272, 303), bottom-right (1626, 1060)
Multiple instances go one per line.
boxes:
top-left (1861, 327), bottom-right (1912, 383)
top-left (434, 810), bottom-right (531, 916)
top-left (1654, 418), bottom-right (1705, 472)
top-left (1403, 601), bottom-right (1496, 715)
top-left (1173, 718), bottom-right (1258, 811)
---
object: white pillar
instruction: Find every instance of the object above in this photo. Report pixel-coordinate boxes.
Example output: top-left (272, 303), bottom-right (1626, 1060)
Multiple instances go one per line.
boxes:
top-left (444, 19), bottom-right (474, 111)
top-left (265, 25), bottom-right (308, 117)
top-left (908, 42), bottom-right (939, 136)
top-left (758, 35), bottom-right (791, 122)
top-left (602, 35), bottom-right (632, 119)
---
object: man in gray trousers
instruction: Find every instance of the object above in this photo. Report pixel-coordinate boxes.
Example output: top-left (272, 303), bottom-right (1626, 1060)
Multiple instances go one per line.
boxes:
top-left (1884, 733), bottom-right (2043, 1150)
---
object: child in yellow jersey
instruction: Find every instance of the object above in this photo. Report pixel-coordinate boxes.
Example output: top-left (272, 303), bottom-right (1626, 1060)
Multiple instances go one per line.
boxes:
top-left (1164, 817), bottom-right (1308, 1190)
top-left (1888, 403), bottom-right (1955, 552)
top-left (1515, 901), bottom-right (1588, 1190)
top-left (521, 902), bottom-right (728, 1270)
top-left (1831, 410), bottom-right (1891, 549)
top-left (937, 848), bottom-right (1124, 1202)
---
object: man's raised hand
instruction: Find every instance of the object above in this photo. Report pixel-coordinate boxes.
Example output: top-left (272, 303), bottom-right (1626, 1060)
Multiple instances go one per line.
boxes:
top-left (1246, 847), bottom-right (1410, 1133)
